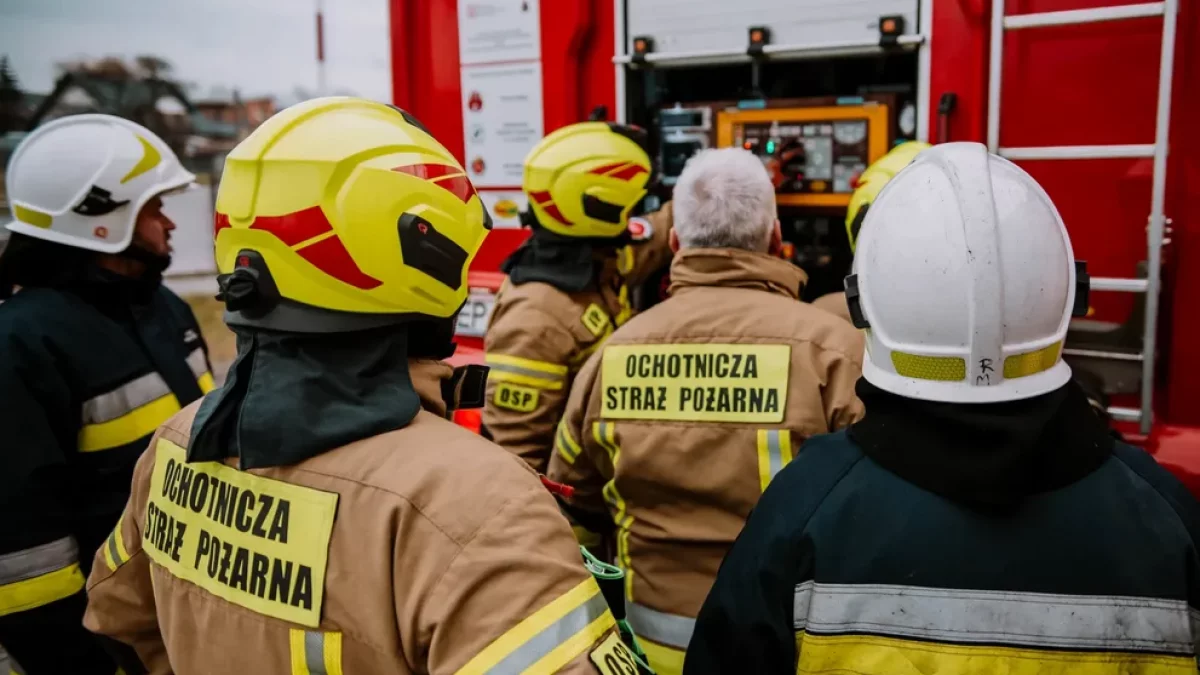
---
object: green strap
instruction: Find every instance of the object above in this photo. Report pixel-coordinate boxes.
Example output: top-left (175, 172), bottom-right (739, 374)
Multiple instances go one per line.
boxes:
top-left (580, 547), bottom-right (655, 674)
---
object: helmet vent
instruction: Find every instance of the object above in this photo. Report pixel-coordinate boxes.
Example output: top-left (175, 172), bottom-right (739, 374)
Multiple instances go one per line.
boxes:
top-left (397, 213), bottom-right (468, 290)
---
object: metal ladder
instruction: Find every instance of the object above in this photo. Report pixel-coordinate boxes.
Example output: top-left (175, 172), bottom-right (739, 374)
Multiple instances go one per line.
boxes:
top-left (987, 0), bottom-right (1180, 434)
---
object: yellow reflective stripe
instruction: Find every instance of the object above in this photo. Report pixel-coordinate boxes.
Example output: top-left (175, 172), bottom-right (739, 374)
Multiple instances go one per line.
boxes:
top-left (0, 563), bottom-right (85, 616)
top-left (485, 354), bottom-right (568, 376)
top-left (102, 541), bottom-right (118, 572)
top-left (555, 422), bottom-right (583, 465)
top-left (617, 245), bottom-right (635, 276)
top-left (615, 285), bottom-right (633, 326)
top-left (455, 578), bottom-right (615, 675)
top-left (103, 513), bottom-right (131, 572)
top-left (289, 629), bottom-right (307, 675)
top-left (198, 372), bottom-right (216, 394)
top-left (289, 629), bottom-right (343, 675)
top-left (486, 354), bottom-right (568, 390)
top-left (639, 638), bottom-right (685, 675)
top-left (756, 429), bottom-right (793, 492)
top-left (13, 204), bottom-right (52, 228)
top-left (794, 632), bottom-right (1197, 675)
top-left (594, 422), bottom-right (634, 600)
top-left (120, 135), bottom-right (162, 184)
top-left (78, 392), bottom-right (181, 452)
top-left (113, 512), bottom-right (130, 561)
top-left (1004, 341), bottom-right (1062, 379)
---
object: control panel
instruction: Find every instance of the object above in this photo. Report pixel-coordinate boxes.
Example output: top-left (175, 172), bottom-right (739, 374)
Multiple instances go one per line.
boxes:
top-left (716, 105), bottom-right (890, 207)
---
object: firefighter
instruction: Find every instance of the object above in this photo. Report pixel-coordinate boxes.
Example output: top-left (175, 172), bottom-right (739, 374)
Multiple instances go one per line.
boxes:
top-left (547, 147), bottom-right (865, 674)
top-left (83, 98), bottom-right (643, 674)
top-left (0, 115), bottom-right (213, 674)
top-left (484, 122), bottom-right (673, 473)
top-left (810, 140), bottom-right (931, 323)
top-left (685, 143), bottom-right (1200, 673)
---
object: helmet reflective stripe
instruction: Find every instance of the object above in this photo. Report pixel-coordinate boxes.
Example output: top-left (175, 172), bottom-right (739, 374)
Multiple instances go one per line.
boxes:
top-left (5, 114), bottom-right (194, 253)
top-left (853, 142), bottom-right (1076, 403)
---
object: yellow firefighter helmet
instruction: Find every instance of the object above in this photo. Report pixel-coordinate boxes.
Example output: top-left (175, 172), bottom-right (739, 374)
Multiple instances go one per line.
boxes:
top-left (522, 122), bottom-right (652, 239)
top-left (846, 140), bottom-right (932, 252)
top-left (214, 97), bottom-right (491, 332)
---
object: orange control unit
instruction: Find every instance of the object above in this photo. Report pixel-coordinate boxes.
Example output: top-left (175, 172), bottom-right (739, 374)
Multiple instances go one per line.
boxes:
top-left (716, 105), bottom-right (891, 208)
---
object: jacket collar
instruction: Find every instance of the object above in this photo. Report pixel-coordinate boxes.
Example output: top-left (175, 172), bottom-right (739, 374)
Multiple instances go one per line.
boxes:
top-left (187, 326), bottom-right (423, 469)
top-left (668, 248), bottom-right (807, 300)
top-left (848, 378), bottom-right (1116, 512)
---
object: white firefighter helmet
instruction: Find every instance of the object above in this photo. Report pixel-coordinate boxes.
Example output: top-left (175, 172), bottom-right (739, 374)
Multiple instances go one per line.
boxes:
top-left (847, 142), bottom-right (1086, 403)
top-left (4, 114), bottom-right (195, 253)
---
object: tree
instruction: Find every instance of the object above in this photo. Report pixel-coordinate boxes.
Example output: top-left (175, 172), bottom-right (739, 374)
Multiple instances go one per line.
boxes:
top-left (134, 55), bottom-right (173, 80)
top-left (0, 55), bottom-right (23, 133)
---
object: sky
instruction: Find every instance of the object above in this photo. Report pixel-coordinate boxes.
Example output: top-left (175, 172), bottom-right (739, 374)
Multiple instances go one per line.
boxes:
top-left (0, 0), bottom-right (393, 105)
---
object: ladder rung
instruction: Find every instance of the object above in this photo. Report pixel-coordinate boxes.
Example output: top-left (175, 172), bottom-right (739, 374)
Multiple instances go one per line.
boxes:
top-left (1062, 348), bottom-right (1145, 362)
top-left (1107, 406), bottom-right (1143, 423)
top-left (1004, 2), bottom-right (1166, 29)
top-left (1091, 277), bottom-right (1149, 292)
top-left (999, 144), bottom-right (1155, 160)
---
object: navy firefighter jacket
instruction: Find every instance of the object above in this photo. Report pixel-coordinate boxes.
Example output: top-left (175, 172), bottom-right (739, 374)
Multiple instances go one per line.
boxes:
top-left (686, 378), bottom-right (1200, 675)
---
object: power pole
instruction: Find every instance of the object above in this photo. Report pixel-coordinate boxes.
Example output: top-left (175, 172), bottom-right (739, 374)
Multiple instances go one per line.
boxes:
top-left (315, 0), bottom-right (327, 97)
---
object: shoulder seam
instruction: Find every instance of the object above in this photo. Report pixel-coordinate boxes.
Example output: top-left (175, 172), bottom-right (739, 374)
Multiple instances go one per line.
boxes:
top-left (1112, 448), bottom-right (1198, 546)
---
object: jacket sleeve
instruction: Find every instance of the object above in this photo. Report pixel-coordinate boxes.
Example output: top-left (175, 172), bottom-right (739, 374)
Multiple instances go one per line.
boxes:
top-left (83, 438), bottom-right (170, 675)
top-left (547, 353), bottom-right (610, 519)
top-left (819, 338), bottom-right (866, 431)
top-left (484, 303), bottom-right (582, 474)
top-left (0, 344), bottom-right (118, 675)
top-left (421, 481), bottom-right (624, 673)
top-left (621, 201), bottom-right (675, 289)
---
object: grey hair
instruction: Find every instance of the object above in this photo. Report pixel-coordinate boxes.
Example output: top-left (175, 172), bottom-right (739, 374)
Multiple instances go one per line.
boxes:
top-left (672, 148), bottom-right (776, 252)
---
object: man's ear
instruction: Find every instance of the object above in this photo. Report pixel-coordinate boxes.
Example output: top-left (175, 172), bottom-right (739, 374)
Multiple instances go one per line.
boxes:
top-left (669, 228), bottom-right (680, 253)
top-left (768, 219), bottom-right (783, 255)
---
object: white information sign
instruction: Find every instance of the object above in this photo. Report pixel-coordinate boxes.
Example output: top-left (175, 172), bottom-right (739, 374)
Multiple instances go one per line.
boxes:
top-left (456, 290), bottom-right (498, 338)
top-left (458, 0), bottom-right (542, 65)
top-left (461, 62), bottom-right (544, 188)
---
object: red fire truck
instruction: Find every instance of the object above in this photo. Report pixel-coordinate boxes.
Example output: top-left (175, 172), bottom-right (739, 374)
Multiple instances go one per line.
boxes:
top-left (389, 0), bottom-right (1200, 491)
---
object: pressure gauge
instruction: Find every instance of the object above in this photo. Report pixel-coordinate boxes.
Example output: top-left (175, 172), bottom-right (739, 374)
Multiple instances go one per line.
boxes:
top-left (833, 121), bottom-right (867, 146)
top-left (899, 102), bottom-right (917, 137)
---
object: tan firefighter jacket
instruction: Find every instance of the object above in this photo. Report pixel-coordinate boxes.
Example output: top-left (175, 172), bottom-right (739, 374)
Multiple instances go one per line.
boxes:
top-left (547, 248), bottom-right (865, 674)
top-left (484, 204), bottom-right (673, 474)
top-left (83, 360), bottom-right (638, 674)
top-left (812, 290), bottom-right (853, 324)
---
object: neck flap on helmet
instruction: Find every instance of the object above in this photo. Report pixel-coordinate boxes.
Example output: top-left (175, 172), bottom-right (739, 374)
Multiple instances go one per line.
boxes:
top-left (187, 323), bottom-right (422, 469)
top-left (502, 214), bottom-right (629, 293)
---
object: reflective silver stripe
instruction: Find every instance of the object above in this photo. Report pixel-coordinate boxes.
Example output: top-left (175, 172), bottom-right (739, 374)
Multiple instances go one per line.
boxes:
top-left (486, 589), bottom-right (610, 674)
top-left (627, 602), bottom-right (695, 650)
top-left (106, 533), bottom-right (124, 568)
top-left (765, 430), bottom-right (784, 482)
top-left (304, 631), bottom-right (327, 675)
top-left (81, 372), bottom-right (172, 424)
top-left (486, 361), bottom-right (566, 383)
top-left (0, 537), bottom-right (78, 585)
top-left (793, 581), bottom-right (1199, 654)
top-left (186, 348), bottom-right (208, 379)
